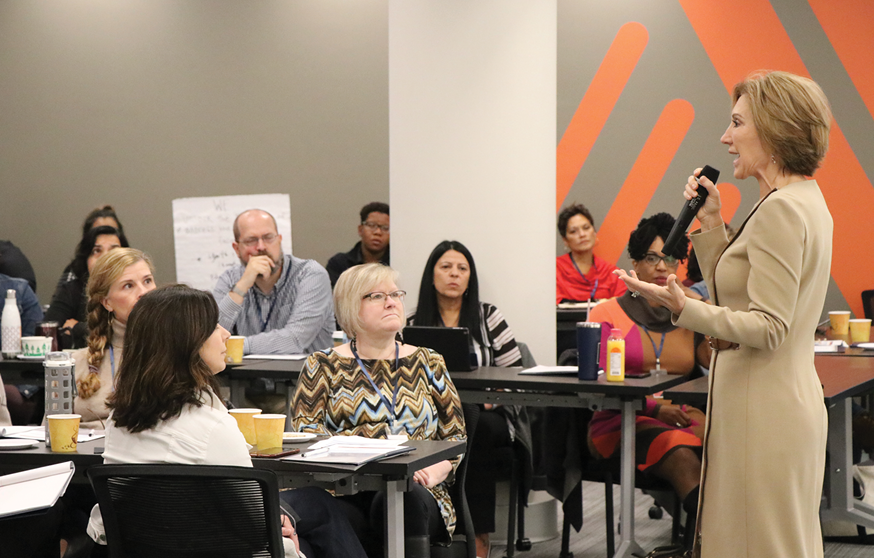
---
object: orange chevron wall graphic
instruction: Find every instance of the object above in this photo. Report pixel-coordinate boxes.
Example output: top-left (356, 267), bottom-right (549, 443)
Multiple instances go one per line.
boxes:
top-left (557, 1), bottom-right (874, 318)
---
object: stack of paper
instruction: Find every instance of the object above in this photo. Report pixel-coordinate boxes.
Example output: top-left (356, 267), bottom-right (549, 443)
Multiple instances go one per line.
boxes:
top-left (814, 340), bottom-right (847, 353)
top-left (0, 461), bottom-right (75, 518)
top-left (0, 426), bottom-right (104, 442)
top-left (283, 435), bottom-right (413, 469)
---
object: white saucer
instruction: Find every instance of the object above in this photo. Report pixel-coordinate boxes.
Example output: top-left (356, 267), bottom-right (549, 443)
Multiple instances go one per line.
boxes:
top-left (283, 432), bottom-right (317, 443)
top-left (16, 354), bottom-right (46, 361)
top-left (0, 439), bottom-right (39, 450)
top-left (856, 343), bottom-right (874, 350)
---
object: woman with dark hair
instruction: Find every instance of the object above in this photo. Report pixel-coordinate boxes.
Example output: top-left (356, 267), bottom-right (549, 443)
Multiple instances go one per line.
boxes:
top-left (587, 212), bottom-right (708, 551)
top-left (290, 263), bottom-right (466, 558)
top-left (556, 203), bottom-right (626, 303)
top-left (619, 71), bottom-right (834, 557)
top-left (409, 240), bottom-right (529, 557)
top-left (45, 225), bottom-right (129, 349)
top-left (55, 205), bottom-right (127, 289)
top-left (87, 285), bottom-right (367, 558)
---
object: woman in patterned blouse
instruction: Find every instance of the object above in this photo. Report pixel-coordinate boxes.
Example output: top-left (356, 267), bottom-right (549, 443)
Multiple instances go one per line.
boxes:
top-left (287, 263), bottom-right (466, 558)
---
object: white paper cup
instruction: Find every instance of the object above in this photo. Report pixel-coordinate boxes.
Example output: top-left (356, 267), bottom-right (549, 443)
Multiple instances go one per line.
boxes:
top-left (21, 336), bottom-right (52, 357)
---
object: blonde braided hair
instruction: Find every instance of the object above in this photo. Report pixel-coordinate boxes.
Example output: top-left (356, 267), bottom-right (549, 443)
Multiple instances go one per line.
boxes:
top-left (77, 248), bottom-right (154, 399)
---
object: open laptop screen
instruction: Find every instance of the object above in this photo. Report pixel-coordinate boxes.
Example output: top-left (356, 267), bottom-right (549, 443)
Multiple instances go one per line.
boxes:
top-left (402, 326), bottom-right (477, 372)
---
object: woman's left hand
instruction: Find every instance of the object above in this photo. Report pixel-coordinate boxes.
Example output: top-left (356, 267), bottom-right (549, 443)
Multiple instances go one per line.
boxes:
top-left (413, 460), bottom-right (453, 488)
top-left (657, 404), bottom-right (692, 428)
top-left (614, 269), bottom-right (687, 315)
top-left (281, 514), bottom-right (301, 551)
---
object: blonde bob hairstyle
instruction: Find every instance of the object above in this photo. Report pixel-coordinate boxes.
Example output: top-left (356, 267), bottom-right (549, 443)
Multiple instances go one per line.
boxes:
top-left (732, 70), bottom-right (832, 177)
top-left (333, 263), bottom-right (400, 339)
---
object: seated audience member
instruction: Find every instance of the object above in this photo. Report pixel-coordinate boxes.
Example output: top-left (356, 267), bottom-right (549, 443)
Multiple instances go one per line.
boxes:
top-left (408, 240), bottom-right (530, 558)
top-left (213, 209), bottom-right (334, 355)
top-left (556, 203), bottom-right (626, 303)
top-left (73, 248), bottom-right (155, 430)
top-left (45, 226), bottom-right (128, 349)
top-left (0, 239), bottom-right (37, 293)
top-left (587, 212), bottom-right (707, 550)
top-left (0, 273), bottom-right (43, 336)
top-left (288, 263), bottom-right (466, 558)
top-left (86, 285), bottom-right (367, 558)
top-left (326, 202), bottom-right (390, 287)
top-left (54, 205), bottom-right (127, 291)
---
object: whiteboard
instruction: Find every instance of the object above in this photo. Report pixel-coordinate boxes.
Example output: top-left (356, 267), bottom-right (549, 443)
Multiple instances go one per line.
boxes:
top-left (173, 194), bottom-right (293, 292)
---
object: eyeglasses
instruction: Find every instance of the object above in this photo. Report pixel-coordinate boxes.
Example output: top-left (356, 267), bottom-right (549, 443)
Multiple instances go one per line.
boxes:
top-left (642, 252), bottom-right (679, 268)
top-left (362, 290), bottom-right (406, 303)
top-left (362, 221), bottom-right (390, 233)
top-left (239, 233), bottom-right (279, 247)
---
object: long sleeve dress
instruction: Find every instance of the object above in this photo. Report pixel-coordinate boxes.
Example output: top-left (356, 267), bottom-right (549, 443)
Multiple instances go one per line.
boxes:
top-left (675, 180), bottom-right (832, 558)
top-left (289, 347), bottom-right (467, 541)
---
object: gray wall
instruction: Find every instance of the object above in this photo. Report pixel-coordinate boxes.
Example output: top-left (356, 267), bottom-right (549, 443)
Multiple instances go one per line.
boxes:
top-left (0, 0), bottom-right (389, 303)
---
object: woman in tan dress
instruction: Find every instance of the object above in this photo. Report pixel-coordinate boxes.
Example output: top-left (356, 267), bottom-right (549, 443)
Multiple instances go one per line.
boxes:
top-left (618, 71), bottom-right (833, 558)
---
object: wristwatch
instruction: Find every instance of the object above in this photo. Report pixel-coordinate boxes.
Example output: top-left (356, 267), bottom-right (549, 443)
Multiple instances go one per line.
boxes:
top-left (231, 285), bottom-right (247, 298)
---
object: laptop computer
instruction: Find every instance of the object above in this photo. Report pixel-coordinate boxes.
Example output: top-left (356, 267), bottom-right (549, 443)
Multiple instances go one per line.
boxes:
top-left (402, 326), bottom-right (477, 372)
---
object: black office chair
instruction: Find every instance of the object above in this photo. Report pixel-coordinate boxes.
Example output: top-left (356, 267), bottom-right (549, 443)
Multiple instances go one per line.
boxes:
top-left (87, 464), bottom-right (285, 558)
top-left (432, 402), bottom-right (480, 558)
top-left (862, 290), bottom-right (874, 320)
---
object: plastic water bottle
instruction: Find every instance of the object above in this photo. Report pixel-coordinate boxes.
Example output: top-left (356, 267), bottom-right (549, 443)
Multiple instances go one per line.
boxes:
top-left (1, 289), bottom-right (21, 358)
top-left (44, 352), bottom-right (75, 448)
top-left (606, 328), bottom-right (625, 382)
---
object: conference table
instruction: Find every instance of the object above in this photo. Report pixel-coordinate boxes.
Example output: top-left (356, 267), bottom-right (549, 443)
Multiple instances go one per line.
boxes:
top-left (0, 437), bottom-right (464, 558)
top-left (663, 350), bottom-right (874, 530)
top-left (226, 360), bottom-right (691, 558)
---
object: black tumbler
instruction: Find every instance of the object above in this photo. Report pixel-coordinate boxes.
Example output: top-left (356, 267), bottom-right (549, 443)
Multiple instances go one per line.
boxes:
top-left (576, 322), bottom-right (602, 381)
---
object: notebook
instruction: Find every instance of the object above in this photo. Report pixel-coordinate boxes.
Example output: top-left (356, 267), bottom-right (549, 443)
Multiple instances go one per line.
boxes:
top-left (402, 326), bottom-right (477, 371)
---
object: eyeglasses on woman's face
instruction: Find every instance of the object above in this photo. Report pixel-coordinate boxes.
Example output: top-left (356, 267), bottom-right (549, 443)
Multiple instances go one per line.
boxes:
top-left (641, 252), bottom-right (679, 269)
top-left (362, 290), bottom-right (406, 303)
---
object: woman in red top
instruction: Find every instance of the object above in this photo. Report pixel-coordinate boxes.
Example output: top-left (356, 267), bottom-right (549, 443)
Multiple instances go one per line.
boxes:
top-left (556, 203), bottom-right (626, 303)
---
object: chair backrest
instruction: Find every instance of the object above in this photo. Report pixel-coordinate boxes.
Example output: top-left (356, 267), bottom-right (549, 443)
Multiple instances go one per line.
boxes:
top-left (87, 464), bottom-right (284, 558)
top-left (863, 290), bottom-right (874, 320)
top-left (516, 341), bottom-right (537, 368)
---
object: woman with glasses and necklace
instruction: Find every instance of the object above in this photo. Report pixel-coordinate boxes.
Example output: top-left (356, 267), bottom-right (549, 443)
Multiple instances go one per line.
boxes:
top-left (587, 212), bottom-right (710, 551)
top-left (408, 240), bottom-right (530, 558)
top-left (287, 263), bottom-right (466, 558)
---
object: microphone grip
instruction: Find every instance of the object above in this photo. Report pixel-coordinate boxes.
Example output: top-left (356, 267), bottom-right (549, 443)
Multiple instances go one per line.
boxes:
top-left (662, 165), bottom-right (719, 255)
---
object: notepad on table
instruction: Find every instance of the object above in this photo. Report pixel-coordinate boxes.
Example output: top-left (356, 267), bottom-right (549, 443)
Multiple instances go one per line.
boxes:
top-left (0, 461), bottom-right (75, 518)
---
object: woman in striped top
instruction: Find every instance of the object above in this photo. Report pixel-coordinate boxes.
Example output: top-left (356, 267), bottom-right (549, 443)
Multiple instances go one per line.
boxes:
top-left (408, 240), bottom-right (530, 558)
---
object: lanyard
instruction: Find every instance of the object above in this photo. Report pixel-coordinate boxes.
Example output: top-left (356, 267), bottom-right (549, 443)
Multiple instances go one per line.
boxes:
top-left (254, 296), bottom-right (278, 333)
top-left (109, 345), bottom-right (116, 389)
top-left (641, 326), bottom-right (666, 370)
top-left (570, 256), bottom-right (598, 303)
top-left (351, 340), bottom-right (401, 420)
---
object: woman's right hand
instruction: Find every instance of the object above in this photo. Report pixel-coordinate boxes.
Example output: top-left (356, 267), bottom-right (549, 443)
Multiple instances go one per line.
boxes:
top-left (685, 168), bottom-right (723, 231)
top-left (63, 318), bottom-right (78, 329)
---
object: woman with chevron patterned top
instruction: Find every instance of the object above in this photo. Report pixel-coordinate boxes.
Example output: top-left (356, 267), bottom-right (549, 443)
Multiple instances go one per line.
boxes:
top-left (287, 263), bottom-right (467, 558)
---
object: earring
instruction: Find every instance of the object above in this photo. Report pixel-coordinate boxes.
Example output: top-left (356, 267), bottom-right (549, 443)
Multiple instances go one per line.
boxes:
top-left (771, 154), bottom-right (777, 164)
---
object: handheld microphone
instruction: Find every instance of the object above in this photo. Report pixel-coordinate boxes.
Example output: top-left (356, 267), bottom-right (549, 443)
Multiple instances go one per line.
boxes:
top-left (662, 165), bottom-right (720, 255)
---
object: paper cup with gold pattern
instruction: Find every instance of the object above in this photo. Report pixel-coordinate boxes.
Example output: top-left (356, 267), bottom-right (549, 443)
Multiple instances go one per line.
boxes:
top-left (225, 336), bottom-right (244, 364)
top-left (228, 408), bottom-right (261, 445)
top-left (254, 414), bottom-right (286, 451)
top-left (47, 414), bottom-right (81, 453)
top-left (829, 311), bottom-right (851, 336)
top-left (850, 319), bottom-right (872, 344)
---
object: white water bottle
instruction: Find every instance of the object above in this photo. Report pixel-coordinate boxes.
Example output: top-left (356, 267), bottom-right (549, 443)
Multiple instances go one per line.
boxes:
top-left (1, 289), bottom-right (22, 358)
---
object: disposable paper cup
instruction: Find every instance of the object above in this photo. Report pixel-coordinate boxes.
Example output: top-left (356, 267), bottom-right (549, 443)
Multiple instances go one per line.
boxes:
top-left (850, 319), bottom-right (872, 344)
top-left (829, 311), bottom-right (851, 335)
top-left (225, 336), bottom-right (244, 364)
top-left (254, 414), bottom-right (286, 451)
top-left (229, 408), bottom-right (262, 445)
top-left (47, 414), bottom-right (81, 453)
top-left (21, 336), bottom-right (52, 357)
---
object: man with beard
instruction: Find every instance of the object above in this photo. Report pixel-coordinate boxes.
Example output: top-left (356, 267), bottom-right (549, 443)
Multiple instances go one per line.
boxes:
top-left (325, 202), bottom-right (390, 287)
top-left (214, 209), bottom-right (334, 356)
